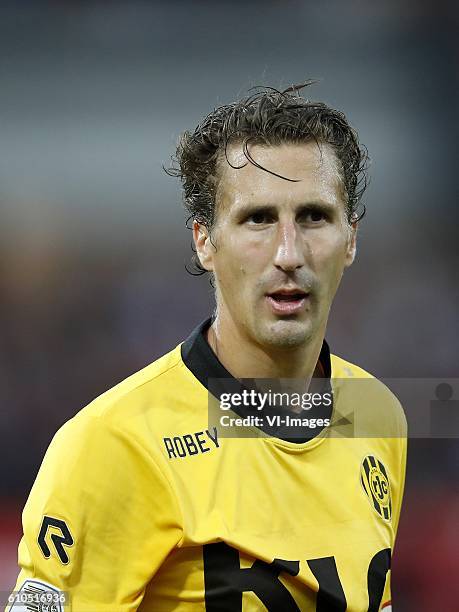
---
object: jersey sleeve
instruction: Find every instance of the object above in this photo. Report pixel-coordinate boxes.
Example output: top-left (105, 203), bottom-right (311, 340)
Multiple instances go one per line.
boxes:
top-left (8, 413), bottom-right (183, 611)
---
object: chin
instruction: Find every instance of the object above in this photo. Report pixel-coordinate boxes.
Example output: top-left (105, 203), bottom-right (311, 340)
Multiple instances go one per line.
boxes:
top-left (257, 319), bottom-right (314, 349)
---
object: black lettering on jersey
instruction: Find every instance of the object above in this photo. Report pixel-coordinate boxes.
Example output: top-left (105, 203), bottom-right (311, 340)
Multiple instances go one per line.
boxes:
top-left (206, 427), bottom-right (219, 448)
top-left (173, 436), bottom-right (187, 457)
top-left (367, 548), bottom-right (391, 612)
top-left (183, 434), bottom-right (199, 455)
top-left (195, 431), bottom-right (210, 453)
top-left (163, 437), bottom-right (176, 459)
top-left (204, 542), bottom-right (300, 611)
top-left (163, 428), bottom-right (219, 460)
top-left (38, 516), bottom-right (74, 564)
top-left (203, 542), bottom-right (391, 611)
top-left (307, 557), bottom-right (346, 611)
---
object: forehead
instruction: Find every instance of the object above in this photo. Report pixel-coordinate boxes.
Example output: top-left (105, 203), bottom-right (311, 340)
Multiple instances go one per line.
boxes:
top-left (215, 141), bottom-right (344, 214)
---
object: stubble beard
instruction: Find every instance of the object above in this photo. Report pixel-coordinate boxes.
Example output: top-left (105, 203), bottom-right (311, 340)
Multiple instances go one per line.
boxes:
top-left (253, 316), bottom-right (316, 350)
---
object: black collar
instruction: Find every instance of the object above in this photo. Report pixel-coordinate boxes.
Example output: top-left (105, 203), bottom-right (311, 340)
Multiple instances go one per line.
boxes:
top-left (181, 317), bottom-right (333, 443)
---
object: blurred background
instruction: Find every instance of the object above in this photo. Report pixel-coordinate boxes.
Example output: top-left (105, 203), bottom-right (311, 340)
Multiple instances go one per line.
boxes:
top-left (1, 0), bottom-right (458, 609)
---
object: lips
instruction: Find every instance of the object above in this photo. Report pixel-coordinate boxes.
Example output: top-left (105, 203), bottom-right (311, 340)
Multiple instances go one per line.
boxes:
top-left (269, 292), bottom-right (307, 301)
top-left (266, 289), bottom-right (309, 315)
top-left (267, 288), bottom-right (309, 300)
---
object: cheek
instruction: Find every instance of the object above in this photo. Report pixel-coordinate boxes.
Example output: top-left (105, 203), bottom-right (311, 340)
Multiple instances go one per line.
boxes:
top-left (313, 233), bottom-right (349, 283)
top-left (214, 232), bottom-right (268, 284)
top-left (212, 237), bottom-right (249, 296)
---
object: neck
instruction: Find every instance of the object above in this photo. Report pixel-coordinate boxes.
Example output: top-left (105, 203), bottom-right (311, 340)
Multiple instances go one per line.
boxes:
top-left (206, 310), bottom-right (326, 382)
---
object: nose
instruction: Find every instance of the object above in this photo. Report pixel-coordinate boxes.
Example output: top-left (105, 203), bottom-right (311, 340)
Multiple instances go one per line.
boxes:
top-left (273, 220), bottom-right (305, 272)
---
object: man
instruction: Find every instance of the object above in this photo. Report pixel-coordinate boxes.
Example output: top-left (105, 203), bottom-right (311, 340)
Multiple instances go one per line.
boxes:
top-left (9, 84), bottom-right (406, 611)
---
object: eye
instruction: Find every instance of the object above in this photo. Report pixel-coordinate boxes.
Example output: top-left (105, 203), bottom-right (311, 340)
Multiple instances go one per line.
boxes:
top-left (246, 211), bottom-right (274, 225)
top-left (309, 210), bottom-right (325, 222)
top-left (298, 208), bottom-right (328, 224)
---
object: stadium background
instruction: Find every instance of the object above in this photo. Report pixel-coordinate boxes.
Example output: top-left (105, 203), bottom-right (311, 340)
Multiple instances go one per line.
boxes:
top-left (0, 1), bottom-right (457, 609)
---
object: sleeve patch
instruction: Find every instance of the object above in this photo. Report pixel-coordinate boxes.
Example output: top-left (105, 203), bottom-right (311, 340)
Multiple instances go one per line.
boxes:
top-left (37, 516), bottom-right (74, 565)
top-left (6, 579), bottom-right (67, 612)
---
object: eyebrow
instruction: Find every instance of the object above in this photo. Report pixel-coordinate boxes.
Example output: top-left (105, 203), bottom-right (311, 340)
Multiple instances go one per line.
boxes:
top-left (234, 201), bottom-right (337, 219)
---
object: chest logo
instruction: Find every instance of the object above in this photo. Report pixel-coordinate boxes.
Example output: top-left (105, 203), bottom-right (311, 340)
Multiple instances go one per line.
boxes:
top-left (360, 455), bottom-right (392, 521)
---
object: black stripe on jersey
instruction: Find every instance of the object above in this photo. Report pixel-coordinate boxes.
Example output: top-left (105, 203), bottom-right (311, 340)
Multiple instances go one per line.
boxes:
top-left (368, 455), bottom-right (377, 469)
top-left (362, 457), bottom-right (382, 516)
top-left (377, 459), bottom-right (390, 486)
top-left (360, 473), bottom-right (370, 497)
top-left (181, 317), bottom-right (333, 444)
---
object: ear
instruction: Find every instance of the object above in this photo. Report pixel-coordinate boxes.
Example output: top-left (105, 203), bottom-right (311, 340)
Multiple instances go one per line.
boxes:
top-left (344, 221), bottom-right (358, 267)
top-left (193, 221), bottom-right (215, 271)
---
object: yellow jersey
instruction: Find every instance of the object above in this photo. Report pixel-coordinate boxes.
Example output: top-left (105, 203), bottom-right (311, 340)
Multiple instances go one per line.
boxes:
top-left (9, 318), bottom-right (407, 611)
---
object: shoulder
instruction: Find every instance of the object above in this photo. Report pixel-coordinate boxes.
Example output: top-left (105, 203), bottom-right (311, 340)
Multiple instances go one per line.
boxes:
top-left (83, 343), bottom-right (184, 418)
top-left (331, 352), bottom-right (375, 379)
top-left (330, 352), bottom-right (407, 438)
top-left (47, 340), bottom-right (205, 463)
top-left (27, 347), bottom-right (189, 517)
top-left (75, 341), bottom-right (201, 428)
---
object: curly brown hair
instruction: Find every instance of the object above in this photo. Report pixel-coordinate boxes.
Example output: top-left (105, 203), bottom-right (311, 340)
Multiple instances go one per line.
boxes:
top-left (167, 82), bottom-right (368, 274)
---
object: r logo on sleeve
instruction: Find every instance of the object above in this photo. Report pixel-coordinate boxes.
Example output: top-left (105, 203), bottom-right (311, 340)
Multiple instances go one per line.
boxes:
top-left (38, 516), bottom-right (74, 564)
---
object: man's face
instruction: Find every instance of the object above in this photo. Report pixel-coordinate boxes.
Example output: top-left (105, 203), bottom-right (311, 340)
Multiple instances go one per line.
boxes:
top-left (194, 142), bottom-right (357, 349)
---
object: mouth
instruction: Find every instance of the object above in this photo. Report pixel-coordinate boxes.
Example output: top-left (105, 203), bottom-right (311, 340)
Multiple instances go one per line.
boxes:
top-left (265, 289), bottom-right (310, 315)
